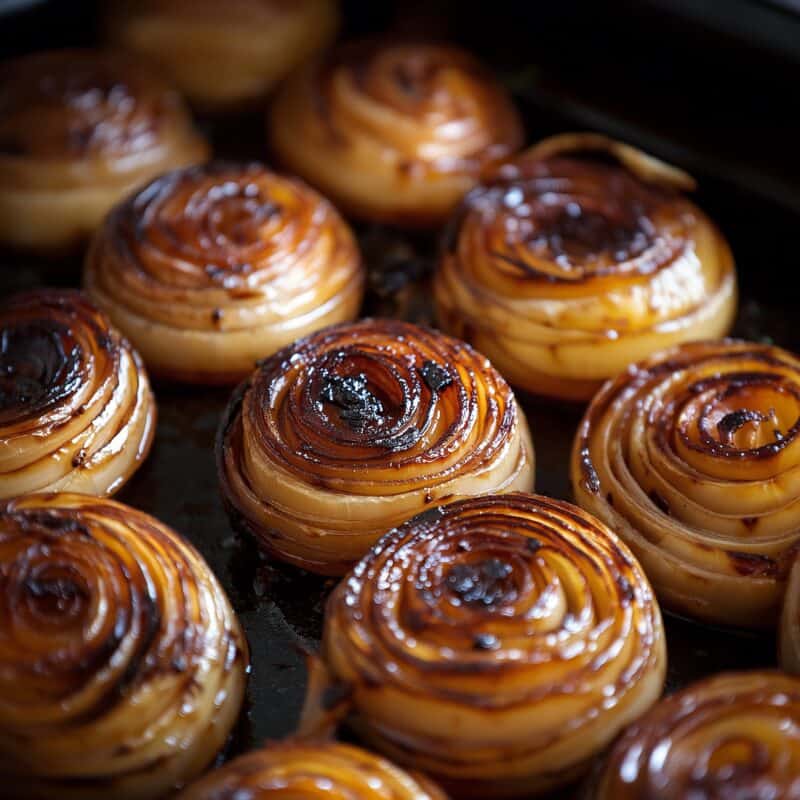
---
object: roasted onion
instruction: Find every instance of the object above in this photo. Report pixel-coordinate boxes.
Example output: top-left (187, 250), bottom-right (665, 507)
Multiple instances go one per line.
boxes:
top-left (780, 555), bottom-right (800, 674)
top-left (0, 289), bottom-right (155, 500)
top-left (85, 162), bottom-right (364, 384)
top-left (0, 492), bottom-right (248, 799)
top-left (106, 0), bottom-right (339, 111)
top-left (320, 492), bottom-right (666, 798)
top-left (435, 132), bottom-right (737, 400)
top-left (268, 38), bottom-right (524, 226)
top-left (592, 671), bottom-right (800, 799)
top-left (177, 741), bottom-right (447, 799)
top-left (217, 319), bottom-right (534, 575)
top-left (0, 49), bottom-right (208, 254)
top-left (572, 339), bottom-right (800, 628)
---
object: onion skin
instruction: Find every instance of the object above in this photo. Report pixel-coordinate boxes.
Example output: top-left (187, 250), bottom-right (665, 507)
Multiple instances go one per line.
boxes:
top-left (0, 492), bottom-right (249, 800)
top-left (592, 671), bottom-right (800, 800)
top-left (780, 556), bottom-right (800, 673)
top-left (321, 492), bottom-right (666, 798)
top-left (85, 162), bottom-right (364, 384)
top-left (434, 132), bottom-right (737, 400)
top-left (217, 319), bottom-right (534, 575)
top-left (176, 741), bottom-right (447, 799)
top-left (0, 49), bottom-right (208, 254)
top-left (572, 339), bottom-right (800, 629)
top-left (106, 0), bottom-right (339, 111)
top-left (0, 290), bottom-right (155, 500)
top-left (268, 38), bottom-right (523, 227)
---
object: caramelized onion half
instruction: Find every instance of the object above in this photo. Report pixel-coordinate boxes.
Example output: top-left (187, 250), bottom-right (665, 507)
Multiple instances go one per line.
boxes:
top-left (435, 133), bottom-right (737, 400)
top-left (269, 38), bottom-right (524, 226)
top-left (0, 492), bottom-right (248, 799)
top-left (321, 492), bottom-right (666, 798)
top-left (0, 49), bottom-right (208, 254)
top-left (572, 339), bottom-right (800, 628)
top-left (592, 671), bottom-right (800, 800)
top-left (177, 741), bottom-right (446, 799)
top-left (0, 290), bottom-right (155, 500)
top-left (85, 163), bottom-right (364, 384)
top-left (106, 0), bottom-right (339, 111)
top-left (217, 319), bottom-right (534, 575)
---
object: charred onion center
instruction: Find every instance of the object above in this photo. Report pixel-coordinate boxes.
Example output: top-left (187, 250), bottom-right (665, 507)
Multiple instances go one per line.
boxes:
top-left (445, 557), bottom-right (517, 608)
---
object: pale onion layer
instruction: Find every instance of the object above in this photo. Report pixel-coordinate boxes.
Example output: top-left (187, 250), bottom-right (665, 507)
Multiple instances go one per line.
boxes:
top-left (0, 49), bottom-right (208, 253)
top-left (85, 163), bottom-right (364, 384)
top-left (0, 290), bottom-right (155, 500)
top-left (321, 492), bottom-right (666, 798)
top-left (269, 38), bottom-right (523, 226)
top-left (0, 492), bottom-right (248, 800)
top-left (572, 339), bottom-right (800, 628)
top-left (780, 556), bottom-right (800, 673)
top-left (592, 671), bottom-right (800, 800)
top-left (435, 132), bottom-right (737, 400)
top-left (177, 741), bottom-right (447, 799)
top-left (217, 319), bottom-right (534, 575)
top-left (106, 0), bottom-right (339, 111)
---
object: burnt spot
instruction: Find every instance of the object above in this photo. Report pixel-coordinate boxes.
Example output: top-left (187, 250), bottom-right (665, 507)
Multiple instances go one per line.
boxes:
top-left (727, 551), bottom-right (779, 578)
top-left (716, 409), bottom-right (773, 444)
top-left (319, 371), bottom-right (384, 430)
top-left (473, 633), bottom-right (500, 651)
top-left (446, 559), bottom-right (516, 608)
top-left (617, 575), bottom-right (635, 604)
top-left (419, 360), bottom-right (453, 393)
top-left (24, 575), bottom-right (89, 614)
top-left (211, 308), bottom-right (224, 326)
top-left (374, 426), bottom-right (420, 452)
top-left (578, 445), bottom-right (601, 494)
top-left (526, 537), bottom-right (542, 553)
top-left (648, 490), bottom-right (671, 516)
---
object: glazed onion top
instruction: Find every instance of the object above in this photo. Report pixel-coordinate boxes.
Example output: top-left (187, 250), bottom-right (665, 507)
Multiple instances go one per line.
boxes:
top-left (593, 671), bottom-right (800, 800)
top-left (85, 162), bottom-right (363, 380)
top-left (435, 133), bottom-right (736, 398)
top-left (0, 492), bottom-right (248, 800)
top-left (0, 49), bottom-right (206, 189)
top-left (269, 38), bottom-right (524, 224)
top-left (176, 741), bottom-right (447, 799)
top-left (573, 339), bottom-right (800, 628)
top-left (0, 289), bottom-right (155, 500)
top-left (322, 493), bottom-right (665, 795)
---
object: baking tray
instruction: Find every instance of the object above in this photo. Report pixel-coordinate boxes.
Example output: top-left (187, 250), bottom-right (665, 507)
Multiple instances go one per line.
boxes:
top-left (2, 4), bottom-right (797, 796)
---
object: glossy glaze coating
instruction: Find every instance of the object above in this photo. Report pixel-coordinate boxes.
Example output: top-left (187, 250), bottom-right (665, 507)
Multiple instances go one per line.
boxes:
top-left (0, 49), bottom-right (208, 253)
top-left (269, 38), bottom-right (523, 226)
top-left (435, 133), bottom-right (737, 399)
top-left (322, 492), bottom-right (666, 797)
top-left (0, 290), bottom-right (155, 499)
top-left (592, 671), bottom-right (800, 799)
top-left (177, 741), bottom-right (447, 799)
top-left (573, 338), bottom-right (800, 628)
top-left (85, 162), bottom-right (364, 384)
top-left (107, 0), bottom-right (339, 110)
top-left (0, 492), bottom-right (249, 799)
top-left (217, 319), bottom-right (534, 574)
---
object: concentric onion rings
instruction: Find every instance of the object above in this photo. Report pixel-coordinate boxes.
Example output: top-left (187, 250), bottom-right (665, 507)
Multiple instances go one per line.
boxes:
top-left (217, 319), bottom-right (534, 574)
top-left (0, 492), bottom-right (248, 799)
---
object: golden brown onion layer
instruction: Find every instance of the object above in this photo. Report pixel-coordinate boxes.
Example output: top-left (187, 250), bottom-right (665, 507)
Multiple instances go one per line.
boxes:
top-left (592, 671), bottom-right (800, 800)
top-left (269, 38), bottom-right (524, 226)
top-left (217, 319), bottom-right (534, 575)
top-left (0, 290), bottom-right (155, 500)
top-left (573, 339), bottom-right (800, 628)
top-left (177, 741), bottom-right (447, 799)
top-left (85, 163), bottom-right (364, 384)
top-left (0, 49), bottom-right (208, 253)
top-left (322, 492), bottom-right (666, 798)
top-left (435, 133), bottom-right (737, 400)
top-left (106, 0), bottom-right (339, 111)
top-left (780, 556), bottom-right (800, 674)
top-left (0, 492), bottom-right (248, 800)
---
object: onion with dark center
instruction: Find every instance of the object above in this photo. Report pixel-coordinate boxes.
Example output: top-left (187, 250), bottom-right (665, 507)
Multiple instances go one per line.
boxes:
top-left (319, 492), bottom-right (666, 798)
top-left (217, 319), bottom-right (534, 575)
top-left (106, 0), bottom-right (340, 111)
top-left (85, 162), bottom-right (364, 384)
top-left (591, 671), bottom-right (800, 800)
top-left (435, 132), bottom-right (737, 400)
top-left (572, 339), bottom-right (800, 628)
top-left (268, 38), bottom-right (524, 226)
top-left (176, 741), bottom-right (447, 799)
top-left (0, 492), bottom-right (249, 799)
top-left (0, 49), bottom-right (208, 254)
top-left (0, 290), bottom-right (155, 500)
